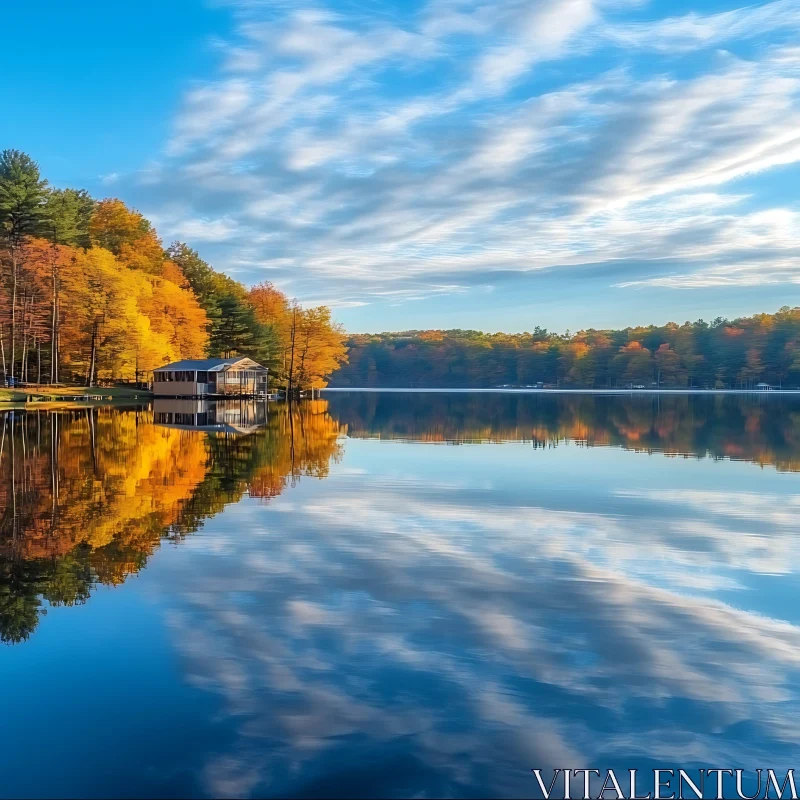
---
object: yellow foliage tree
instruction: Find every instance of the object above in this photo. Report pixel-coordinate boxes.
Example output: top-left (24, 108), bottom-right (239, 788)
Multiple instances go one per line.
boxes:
top-left (249, 282), bottom-right (348, 392)
top-left (289, 306), bottom-right (349, 391)
top-left (55, 246), bottom-right (209, 384)
top-left (138, 275), bottom-right (209, 365)
top-left (89, 199), bottom-right (165, 276)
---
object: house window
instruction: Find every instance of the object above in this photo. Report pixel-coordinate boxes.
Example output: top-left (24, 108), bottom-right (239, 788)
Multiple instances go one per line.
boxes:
top-left (197, 371), bottom-right (209, 383)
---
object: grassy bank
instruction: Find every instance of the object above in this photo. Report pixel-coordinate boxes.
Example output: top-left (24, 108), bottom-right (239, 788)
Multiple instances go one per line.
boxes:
top-left (0, 385), bottom-right (152, 407)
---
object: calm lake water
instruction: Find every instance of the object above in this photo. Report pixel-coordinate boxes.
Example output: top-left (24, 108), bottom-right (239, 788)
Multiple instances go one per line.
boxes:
top-left (1, 392), bottom-right (800, 798)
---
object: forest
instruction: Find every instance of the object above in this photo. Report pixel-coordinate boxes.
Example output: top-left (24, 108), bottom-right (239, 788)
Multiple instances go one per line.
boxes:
top-left (0, 150), bottom-right (347, 390)
top-left (334, 307), bottom-right (800, 389)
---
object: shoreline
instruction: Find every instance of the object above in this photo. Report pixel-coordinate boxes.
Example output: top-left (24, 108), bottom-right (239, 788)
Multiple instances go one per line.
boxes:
top-left (322, 387), bottom-right (800, 395)
top-left (0, 386), bottom-right (153, 410)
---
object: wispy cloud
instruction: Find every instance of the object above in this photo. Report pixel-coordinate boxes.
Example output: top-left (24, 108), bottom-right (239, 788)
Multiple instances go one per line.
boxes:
top-left (600, 0), bottom-right (800, 52)
top-left (122, 0), bottom-right (800, 309)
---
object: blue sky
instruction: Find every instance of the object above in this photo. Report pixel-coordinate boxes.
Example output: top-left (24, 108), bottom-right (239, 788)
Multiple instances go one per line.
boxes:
top-left (2, 0), bottom-right (799, 333)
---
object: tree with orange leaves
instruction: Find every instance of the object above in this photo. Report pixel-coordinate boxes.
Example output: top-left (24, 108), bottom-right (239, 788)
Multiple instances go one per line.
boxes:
top-left (89, 199), bottom-right (167, 276)
top-left (248, 282), bottom-right (348, 392)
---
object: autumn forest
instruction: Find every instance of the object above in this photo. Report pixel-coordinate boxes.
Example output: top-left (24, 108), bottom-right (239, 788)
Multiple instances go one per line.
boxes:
top-left (0, 150), bottom-right (348, 391)
top-left (335, 308), bottom-right (800, 390)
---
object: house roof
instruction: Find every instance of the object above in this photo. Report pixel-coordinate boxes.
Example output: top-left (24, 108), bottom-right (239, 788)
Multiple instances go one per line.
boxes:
top-left (153, 357), bottom-right (267, 372)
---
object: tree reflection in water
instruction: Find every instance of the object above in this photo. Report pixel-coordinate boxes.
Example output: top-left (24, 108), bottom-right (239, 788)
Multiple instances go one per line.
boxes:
top-left (327, 390), bottom-right (800, 471)
top-left (0, 400), bottom-right (344, 644)
top-left (2, 391), bottom-right (800, 645)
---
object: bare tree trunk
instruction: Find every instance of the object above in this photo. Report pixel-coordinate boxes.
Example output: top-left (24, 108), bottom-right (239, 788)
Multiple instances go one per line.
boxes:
top-left (0, 323), bottom-right (6, 384)
top-left (55, 303), bottom-right (60, 384)
top-left (37, 339), bottom-right (42, 384)
top-left (50, 257), bottom-right (58, 384)
top-left (21, 294), bottom-right (31, 384)
top-left (20, 295), bottom-right (27, 384)
top-left (10, 244), bottom-right (18, 382)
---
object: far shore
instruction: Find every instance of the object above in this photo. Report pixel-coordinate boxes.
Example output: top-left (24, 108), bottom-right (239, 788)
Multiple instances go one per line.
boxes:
top-left (322, 387), bottom-right (800, 395)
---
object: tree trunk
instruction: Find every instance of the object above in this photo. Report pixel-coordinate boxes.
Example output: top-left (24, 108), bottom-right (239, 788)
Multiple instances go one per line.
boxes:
top-left (50, 257), bottom-right (58, 384)
top-left (0, 414), bottom-right (6, 466)
top-left (55, 307), bottom-right (60, 385)
top-left (10, 245), bottom-right (17, 382)
top-left (20, 293), bottom-right (28, 384)
top-left (297, 327), bottom-right (311, 391)
top-left (0, 324), bottom-right (6, 384)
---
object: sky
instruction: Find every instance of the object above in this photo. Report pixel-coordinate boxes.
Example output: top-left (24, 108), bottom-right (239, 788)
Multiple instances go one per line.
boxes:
top-left (1, 0), bottom-right (799, 334)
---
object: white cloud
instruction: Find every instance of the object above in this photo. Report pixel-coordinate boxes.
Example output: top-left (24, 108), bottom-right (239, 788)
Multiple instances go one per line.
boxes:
top-left (600, 0), bottom-right (800, 52)
top-left (121, 0), bottom-right (800, 307)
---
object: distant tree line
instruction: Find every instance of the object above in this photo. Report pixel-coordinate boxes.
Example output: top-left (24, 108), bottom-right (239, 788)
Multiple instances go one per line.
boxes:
top-left (333, 309), bottom-right (800, 389)
top-left (0, 150), bottom-right (347, 389)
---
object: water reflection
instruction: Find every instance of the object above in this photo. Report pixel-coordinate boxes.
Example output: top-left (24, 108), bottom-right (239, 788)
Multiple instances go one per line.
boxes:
top-left (326, 390), bottom-right (800, 470)
top-left (153, 398), bottom-right (269, 433)
top-left (2, 393), bottom-right (800, 798)
top-left (0, 401), bottom-right (343, 644)
top-left (156, 398), bottom-right (800, 797)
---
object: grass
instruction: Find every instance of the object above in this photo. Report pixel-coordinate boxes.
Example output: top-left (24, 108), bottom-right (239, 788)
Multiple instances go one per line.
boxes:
top-left (0, 385), bottom-right (152, 406)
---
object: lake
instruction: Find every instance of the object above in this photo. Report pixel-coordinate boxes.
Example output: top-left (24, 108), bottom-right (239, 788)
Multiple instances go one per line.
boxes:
top-left (1, 392), bottom-right (799, 798)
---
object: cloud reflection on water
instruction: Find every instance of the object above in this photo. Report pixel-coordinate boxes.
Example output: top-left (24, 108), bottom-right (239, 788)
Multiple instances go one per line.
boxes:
top-left (157, 448), bottom-right (800, 798)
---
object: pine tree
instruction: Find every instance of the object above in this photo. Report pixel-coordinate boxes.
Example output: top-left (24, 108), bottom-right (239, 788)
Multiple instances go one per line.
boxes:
top-left (0, 150), bottom-right (48, 382)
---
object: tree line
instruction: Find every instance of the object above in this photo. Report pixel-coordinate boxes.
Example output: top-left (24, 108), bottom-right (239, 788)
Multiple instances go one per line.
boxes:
top-left (334, 308), bottom-right (800, 389)
top-left (0, 150), bottom-right (347, 389)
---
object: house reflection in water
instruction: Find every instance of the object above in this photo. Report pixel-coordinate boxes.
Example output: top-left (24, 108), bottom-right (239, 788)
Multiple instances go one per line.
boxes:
top-left (153, 398), bottom-right (269, 434)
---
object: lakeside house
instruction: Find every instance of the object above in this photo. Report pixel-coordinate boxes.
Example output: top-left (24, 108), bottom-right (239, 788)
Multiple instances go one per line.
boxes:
top-left (153, 357), bottom-right (268, 397)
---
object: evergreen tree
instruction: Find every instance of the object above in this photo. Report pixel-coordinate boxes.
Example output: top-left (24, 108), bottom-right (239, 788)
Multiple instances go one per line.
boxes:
top-left (211, 293), bottom-right (279, 363)
top-left (0, 150), bottom-right (49, 381)
top-left (43, 188), bottom-right (94, 248)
